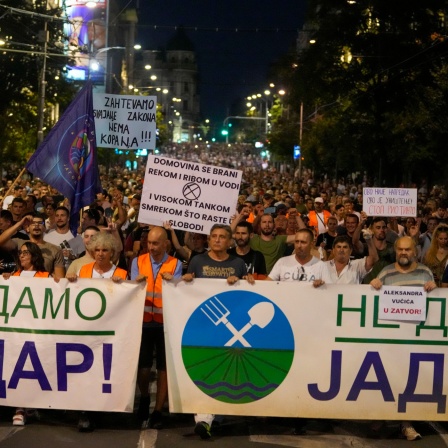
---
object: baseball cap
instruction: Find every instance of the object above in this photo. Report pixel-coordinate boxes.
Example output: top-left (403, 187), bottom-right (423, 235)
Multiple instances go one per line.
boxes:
top-left (314, 197), bottom-right (324, 203)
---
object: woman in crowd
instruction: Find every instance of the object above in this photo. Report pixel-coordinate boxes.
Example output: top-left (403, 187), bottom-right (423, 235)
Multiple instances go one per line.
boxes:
top-left (66, 232), bottom-right (127, 431)
top-left (67, 232), bottom-right (127, 283)
top-left (423, 223), bottom-right (448, 286)
top-left (2, 242), bottom-right (49, 426)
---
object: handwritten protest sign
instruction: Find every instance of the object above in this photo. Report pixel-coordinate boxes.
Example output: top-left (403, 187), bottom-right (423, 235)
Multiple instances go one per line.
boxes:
top-left (139, 155), bottom-right (242, 234)
top-left (165, 280), bottom-right (448, 421)
top-left (93, 93), bottom-right (156, 149)
top-left (0, 277), bottom-right (145, 411)
top-left (379, 286), bottom-right (426, 321)
top-left (363, 187), bottom-right (417, 217)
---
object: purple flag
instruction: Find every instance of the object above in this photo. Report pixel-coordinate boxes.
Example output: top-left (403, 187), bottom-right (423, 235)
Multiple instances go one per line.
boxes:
top-left (26, 81), bottom-right (101, 234)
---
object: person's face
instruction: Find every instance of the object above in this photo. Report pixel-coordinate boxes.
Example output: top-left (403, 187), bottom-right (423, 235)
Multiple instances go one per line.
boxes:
top-left (234, 226), bottom-right (251, 248)
top-left (314, 201), bottom-right (323, 212)
top-left (94, 245), bottom-right (112, 264)
top-left (14, 188), bottom-right (23, 198)
top-left (344, 202), bottom-right (353, 213)
top-left (327, 218), bottom-right (338, 231)
top-left (437, 232), bottom-right (448, 248)
top-left (405, 218), bottom-right (415, 229)
top-left (294, 232), bottom-right (312, 260)
top-left (0, 218), bottom-right (10, 232)
top-left (321, 193), bottom-right (328, 202)
top-left (372, 221), bottom-right (387, 241)
top-left (18, 245), bottom-right (32, 270)
top-left (147, 231), bottom-right (168, 260)
top-left (11, 202), bottom-right (24, 216)
top-left (83, 229), bottom-right (98, 247)
top-left (396, 239), bottom-right (416, 266)
top-left (191, 234), bottom-right (206, 251)
top-left (306, 200), bottom-right (314, 210)
top-left (333, 242), bottom-right (352, 263)
top-left (260, 215), bottom-right (274, 236)
top-left (243, 202), bottom-right (253, 213)
top-left (29, 218), bottom-right (45, 237)
top-left (275, 215), bottom-right (288, 230)
top-left (336, 208), bottom-right (345, 219)
top-left (345, 217), bottom-right (358, 233)
top-left (427, 220), bottom-right (438, 233)
top-left (55, 210), bottom-right (69, 228)
top-left (45, 205), bottom-right (55, 216)
top-left (208, 228), bottom-right (231, 252)
top-left (82, 212), bottom-right (96, 229)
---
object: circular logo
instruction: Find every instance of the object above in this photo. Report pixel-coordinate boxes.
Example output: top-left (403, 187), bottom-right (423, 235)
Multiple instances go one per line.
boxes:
top-left (182, 182), bottom-right (201, 200)
top-left (181, 290), bottom-right (294, 404)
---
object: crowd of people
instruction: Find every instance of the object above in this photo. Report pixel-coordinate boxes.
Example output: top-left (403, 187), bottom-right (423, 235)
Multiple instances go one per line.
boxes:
top-left (0, 142), bottom-right (447, 440)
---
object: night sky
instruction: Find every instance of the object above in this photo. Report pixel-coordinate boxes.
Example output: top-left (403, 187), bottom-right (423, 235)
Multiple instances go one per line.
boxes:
top-left (131, 0), bottom-right (307, 125)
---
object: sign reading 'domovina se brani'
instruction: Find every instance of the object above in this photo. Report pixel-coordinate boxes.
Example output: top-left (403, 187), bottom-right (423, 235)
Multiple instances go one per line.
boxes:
top-left (92, 94), bottom-right (156, 149)
top-left (363, 188), bottom-right (417, 217)
top-left (139, 155), bottom-right (242, 234)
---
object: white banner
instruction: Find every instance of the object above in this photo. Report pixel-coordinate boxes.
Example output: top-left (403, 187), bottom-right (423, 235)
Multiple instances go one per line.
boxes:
top-left (139, 155), bottom-right (242, 234)
top-left (363, 187), bottom-right (417, 217)
top-left (93, 93), bottom-right (157, 149)
top-left (164, 279), bottom-right (448, 420)
top-left (0, 277), bottom-right (146, 412)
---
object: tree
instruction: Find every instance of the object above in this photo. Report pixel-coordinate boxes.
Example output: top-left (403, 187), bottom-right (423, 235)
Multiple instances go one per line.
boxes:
top-left (274, 0), bottom-right (448, 184)
top-left (0, 0), bottom-right (76, 163)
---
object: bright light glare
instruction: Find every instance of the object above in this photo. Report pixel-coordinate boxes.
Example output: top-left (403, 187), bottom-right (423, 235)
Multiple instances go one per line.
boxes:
top-left (90, 61), bottom-right (100, 71)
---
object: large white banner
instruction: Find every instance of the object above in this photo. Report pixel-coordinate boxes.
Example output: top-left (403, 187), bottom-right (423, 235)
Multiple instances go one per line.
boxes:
top-left (139, 155), bottom-right (242, 234)
top-left (93, 93), bottom-right (157, 149)
top-left (0, 277), bottom-right (146, 412)
top-left (164, 279), bottom-right (448, 420)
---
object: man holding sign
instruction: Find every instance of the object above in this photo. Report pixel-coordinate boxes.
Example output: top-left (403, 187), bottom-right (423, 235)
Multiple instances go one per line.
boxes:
top-left (370, 235), bottom-right (436, 441)
top-left (370, 236), bottom-right (436, 292)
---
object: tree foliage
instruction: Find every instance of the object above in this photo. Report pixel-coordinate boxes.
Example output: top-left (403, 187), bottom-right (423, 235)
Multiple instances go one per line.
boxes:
top-left (0, 0), bottom-right (77, 165)
top-left (270, 0), bottom-right (448, 185)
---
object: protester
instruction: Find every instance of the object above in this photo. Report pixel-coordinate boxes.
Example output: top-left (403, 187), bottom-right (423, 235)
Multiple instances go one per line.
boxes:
top-left (130, 227), bottom-right (183, 429)
top-left (370, 236), bottom-right (436, 441)
top-left (2, 241), bottom-right (49, 426)
top-left (182, 224), bottom-right (254, 439)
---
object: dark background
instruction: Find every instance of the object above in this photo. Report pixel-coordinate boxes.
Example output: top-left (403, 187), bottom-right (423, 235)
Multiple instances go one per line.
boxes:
top-left (119, 0), bottom-right (307, 123)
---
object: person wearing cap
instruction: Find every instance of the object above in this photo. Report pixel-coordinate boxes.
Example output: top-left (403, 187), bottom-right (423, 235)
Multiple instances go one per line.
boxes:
top-left (96, 190), bottom-right (112, 210)
top-left (308, 197), bottom-right (332, 235)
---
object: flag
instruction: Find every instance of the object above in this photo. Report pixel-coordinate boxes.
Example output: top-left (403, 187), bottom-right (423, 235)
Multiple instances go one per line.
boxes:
top-left (26, 81), bottom-right (102, 234)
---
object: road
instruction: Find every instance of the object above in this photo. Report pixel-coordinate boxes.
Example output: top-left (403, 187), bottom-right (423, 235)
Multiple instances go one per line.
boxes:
top-left (0, 405), bottom-right (447, 448)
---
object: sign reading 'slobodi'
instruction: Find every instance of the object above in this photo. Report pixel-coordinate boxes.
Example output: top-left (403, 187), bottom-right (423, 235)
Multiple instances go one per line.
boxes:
top-left (140, 155), bottom-right (242, 234)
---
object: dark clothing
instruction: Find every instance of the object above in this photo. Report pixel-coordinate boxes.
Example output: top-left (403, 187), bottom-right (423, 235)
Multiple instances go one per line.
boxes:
top-left (228, 247), bottom-right (267, 276)
top-left (362, 241), bottom-right (396, 284)
top-left (188, 252), bottom-right (247, 279)
top-left (138, 326), bottom-right (166, 369)
top-left (316, 232), bottom-right (336, 252)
